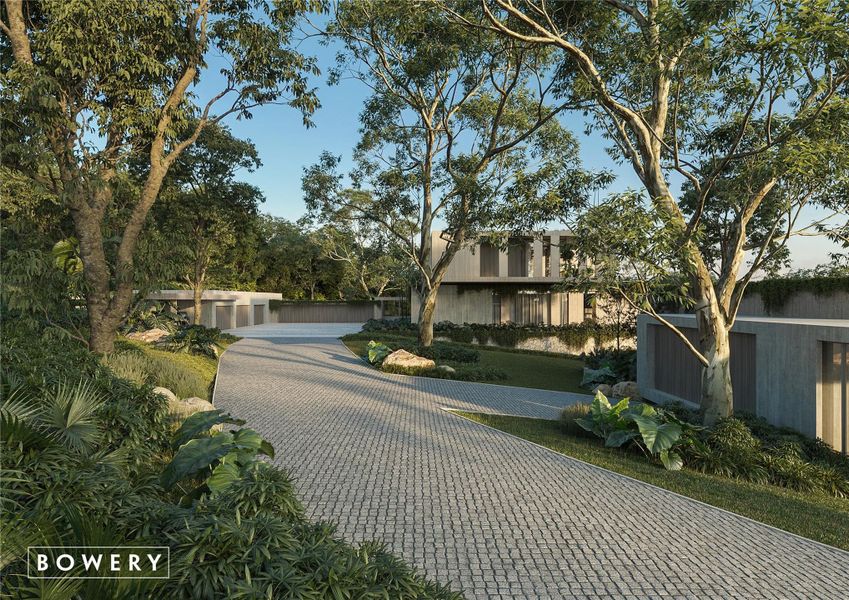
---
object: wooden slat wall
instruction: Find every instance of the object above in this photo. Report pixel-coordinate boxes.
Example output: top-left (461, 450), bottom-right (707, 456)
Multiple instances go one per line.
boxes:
top-left (236, 305), bottom-right (250, 328)
top-left (651, 324), bottom-right (757, 412)
top-left (272, 302), bottom-right (375, 323)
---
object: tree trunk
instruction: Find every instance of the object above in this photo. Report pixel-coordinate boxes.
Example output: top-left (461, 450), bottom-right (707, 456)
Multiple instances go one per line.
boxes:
top-left (192, 284), bottom-right (203, 325)
top-left (417, 287), bottom-right (439, 347)
top-left (697, 305), bottom-right (733, 425)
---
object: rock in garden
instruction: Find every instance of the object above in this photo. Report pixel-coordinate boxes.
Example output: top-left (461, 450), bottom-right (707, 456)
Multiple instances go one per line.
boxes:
top-left (152, 386), bottom-right (178, 402)
top-left (126, 328), bottom-right (170, 344)
top-left (612, 381), bottom-right (640, 399)
top-left (168, 397), bottom-right (222, 429)
top-left (437, 365), bottom-right (456, 374)
top-left (594, 383), bottom-right (613, 397)
top-left (382, 349), bottom-right (436, 370)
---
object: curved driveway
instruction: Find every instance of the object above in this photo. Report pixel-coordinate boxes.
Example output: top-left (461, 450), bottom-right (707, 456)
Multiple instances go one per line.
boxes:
top-left (214, 335), bottom-right (849, 599)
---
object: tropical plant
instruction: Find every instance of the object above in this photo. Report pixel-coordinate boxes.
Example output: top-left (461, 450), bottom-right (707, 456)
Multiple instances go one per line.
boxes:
top-left (575, 392), bottom-right (694, 470)
top-left (582, 348), bottom-right (637, 382)
top-left (161, 410), bottom-right (275, 502)
top-left (121, 301), bottom-right (188, 334)
top-left (158, 326), bottom-right (224, 359)
top-left (367, 341), bottom-right (392, 365)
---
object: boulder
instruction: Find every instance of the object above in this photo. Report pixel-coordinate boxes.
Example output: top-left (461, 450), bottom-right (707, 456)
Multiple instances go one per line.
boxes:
top-left (167, 396), bottom-right (222, 430)
top-left (382, 349), bottom-right (436, 370)
top-left (437, 365), bottom-right (456, 374)
top-left (612, 381), bottom-right (640, 399)
top-left (152, 386), bottom-right (177, 403)
top-left (593, 383), bottom-right (613, 397)
top-left (126, 328), bottom-right (170, 344)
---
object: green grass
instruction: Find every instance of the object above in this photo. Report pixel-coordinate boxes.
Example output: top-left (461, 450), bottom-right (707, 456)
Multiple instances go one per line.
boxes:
top-left (455, 411), bottom-right (849, 551)
top-left (342, 333), bottom-right (587, 394)
top-left (109, 337), bottom-right (234, 400)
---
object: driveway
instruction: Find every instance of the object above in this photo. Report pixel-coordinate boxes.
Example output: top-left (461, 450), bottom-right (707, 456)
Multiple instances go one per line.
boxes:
top-left (214, 337), bottom-right (849, 599)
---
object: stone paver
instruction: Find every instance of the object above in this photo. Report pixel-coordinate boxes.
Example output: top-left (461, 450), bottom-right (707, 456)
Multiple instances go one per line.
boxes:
top-left (214, 337), bottom-right (849, 599)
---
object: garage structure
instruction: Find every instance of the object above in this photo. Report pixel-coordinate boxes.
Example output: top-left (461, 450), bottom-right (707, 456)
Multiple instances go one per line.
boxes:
top-left (145, 290), bottom-right (282, 330)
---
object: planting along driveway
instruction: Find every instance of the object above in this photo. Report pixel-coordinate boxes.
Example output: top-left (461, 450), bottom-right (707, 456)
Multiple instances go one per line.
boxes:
top-left (214, 336), bottom-right (849, 599)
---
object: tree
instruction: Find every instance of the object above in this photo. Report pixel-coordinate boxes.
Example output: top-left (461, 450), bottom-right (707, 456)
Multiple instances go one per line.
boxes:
top-left (307, 0), bottom-right (605, 345)
top-left (1, 0), bottom-right (319, 352)
top-left (313, 216), bottom-right (413, 299)
top-left (478, 0), bottom-right (849, 423)
top-left (255, 217), bottom-right (348, 300)
top-left (152, 123), bottom-right (264, 323)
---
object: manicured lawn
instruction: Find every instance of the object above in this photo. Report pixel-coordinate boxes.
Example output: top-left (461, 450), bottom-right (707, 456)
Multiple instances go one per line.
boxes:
top-left (341, 334), bottom-right (587, 394)
top-left (453, 411), bottom-right (849, 551)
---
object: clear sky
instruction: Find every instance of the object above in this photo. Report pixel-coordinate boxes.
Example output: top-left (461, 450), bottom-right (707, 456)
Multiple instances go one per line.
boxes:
top-left (197, 29), bottom-right (840, 271)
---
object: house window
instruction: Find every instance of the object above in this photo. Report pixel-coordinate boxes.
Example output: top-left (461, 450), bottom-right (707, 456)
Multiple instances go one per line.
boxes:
top-left (507, 238), bottom-right (528, 276)
top-left (491, 292), bottom-right (502, 323)
top-left (512, 291), bottom-right (550, 325)
top-left (822, 341), bottom-right (848, 454)
top-left (480, 242), bottom-right (499, 277)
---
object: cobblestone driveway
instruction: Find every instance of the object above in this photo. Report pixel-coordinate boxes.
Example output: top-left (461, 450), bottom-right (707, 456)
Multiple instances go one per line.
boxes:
top-left (214, 337), bottom-right (849, 599)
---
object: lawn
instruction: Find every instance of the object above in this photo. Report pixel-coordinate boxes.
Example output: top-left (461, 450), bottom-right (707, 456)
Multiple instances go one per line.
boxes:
top-left (455, 411), bottom-right (849, 551)
top-left (341, 333), bottom-right (587, 394)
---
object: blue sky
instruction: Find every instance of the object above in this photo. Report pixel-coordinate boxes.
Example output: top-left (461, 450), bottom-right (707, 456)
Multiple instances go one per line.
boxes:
top-left (196, 31), bottom-right (838, 270)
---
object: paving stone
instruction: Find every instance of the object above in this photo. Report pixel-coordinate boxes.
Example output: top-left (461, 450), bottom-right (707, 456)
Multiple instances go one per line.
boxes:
top-left (214, 337), bottom-right (849, 599)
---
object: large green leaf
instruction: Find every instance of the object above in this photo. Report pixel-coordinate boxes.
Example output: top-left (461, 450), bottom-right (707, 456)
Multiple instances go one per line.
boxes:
top-left (160, 433), bottom-right (234, 490)
top-left (659, 449), bottom-right (683, 471)
top-left (605, 429), bottom-right (637, 448)
top-left (206, 457), bottom-right (242, 495)
top-left (630, 415), bottom-right (682, 454)
top-left (172, 409), bottom-right (246, 449)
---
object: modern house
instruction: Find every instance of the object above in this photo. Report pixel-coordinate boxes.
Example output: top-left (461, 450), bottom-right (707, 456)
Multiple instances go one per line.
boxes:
top-left (410, 230), bottom-right (589, 325)
top-left (145, 290), bottom-right (282, 329)
top-left (637, 314), bottom-right (849, 454)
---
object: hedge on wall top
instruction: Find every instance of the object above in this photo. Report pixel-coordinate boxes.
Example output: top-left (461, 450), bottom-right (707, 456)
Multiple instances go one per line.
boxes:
top-left (744, 275), bottom-right (849, 314)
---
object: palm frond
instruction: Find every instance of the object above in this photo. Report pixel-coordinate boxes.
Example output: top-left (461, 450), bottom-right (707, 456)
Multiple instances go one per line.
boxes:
top-left (41, 380), bottom-right (105, 454)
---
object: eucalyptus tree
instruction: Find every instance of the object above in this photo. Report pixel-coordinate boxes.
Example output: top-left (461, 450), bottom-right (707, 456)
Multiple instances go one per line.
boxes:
top-left (1, 0), bottom-right (320, 352)
top-left (306, 0), bottom-right (603, 345)
top-left (475, 0), bottom-right (849, 422)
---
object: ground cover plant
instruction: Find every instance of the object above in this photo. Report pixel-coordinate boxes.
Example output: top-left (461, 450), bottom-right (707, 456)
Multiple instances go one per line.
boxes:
top-left (456, 411), bottom-right (849, 551)
top-left (0, 320), bottom-right (462, 599)
top-left (345, 333), bottom-right (586, 392)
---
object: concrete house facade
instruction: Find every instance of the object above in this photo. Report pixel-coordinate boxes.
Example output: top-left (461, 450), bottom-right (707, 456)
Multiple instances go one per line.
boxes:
top-left (411, 230), bottom-right (588, 325)
top-left (146, 290), bottom-right (282, 330)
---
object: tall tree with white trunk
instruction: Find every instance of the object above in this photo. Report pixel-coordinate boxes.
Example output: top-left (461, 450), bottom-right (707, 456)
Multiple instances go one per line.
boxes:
top-left (311, 0), bottom-right (605, 346)
top-left (472, 0), bottom-right (849, 423)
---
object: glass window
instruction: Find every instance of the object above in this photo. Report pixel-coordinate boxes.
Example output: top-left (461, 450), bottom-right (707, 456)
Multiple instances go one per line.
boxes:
top-left (480, 242), bottom-right (499, 277)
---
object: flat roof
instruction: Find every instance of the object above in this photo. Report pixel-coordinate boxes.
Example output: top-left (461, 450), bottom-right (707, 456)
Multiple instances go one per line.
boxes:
top-left (146, 290), bottom-right (282, 301)
top-left (660, 314), bottom-right (849, 328)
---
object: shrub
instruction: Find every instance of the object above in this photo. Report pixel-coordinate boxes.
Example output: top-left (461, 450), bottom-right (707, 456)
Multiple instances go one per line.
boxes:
top-left (367, 340), bottom-right (393, 365)
top-left (559, 402), bottom-right (592, 437)
top-left (121, 300), bottom-right (188, 333)
top-left (431, 320), bottom-right (635, 350)
top-left (581, 348), bottom-right (636, 381)
top-left (362, 317), bottom-right (416, 333)
top-left (416, 341), bottom-right (480, 363)
top-left (158, 325), bottom-right (224, 358)
top-left (102, 349), bottom-right (210, 399)
top-left (380, 362), bottom-right (508, 382)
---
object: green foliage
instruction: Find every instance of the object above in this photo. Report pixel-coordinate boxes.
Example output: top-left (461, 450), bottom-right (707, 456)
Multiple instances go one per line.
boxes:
top-left (158, 326), bottom-right (224, 359)
top-left (2, 321), bottom-right (458, 599)
top-left (432, 321), bottom-right (633, 349)
top-left (559, 402), bottom-right (593, 437)
top-left (363, 317), bottom-right (417, 333)
top-left (574, 392), bottom-right (694, 471)
top-left (380, 362), bottom-right (508, 382)
top-left (367, 341), bottom-right (393, 365)
top-left (744, 275), bottom-right (849, 314)
top-left (102, 349), bottom-right (210, 400)
top-left (121, 301), bottom-right (188, 334)
top-left (580, 366), bottom-right (617, 388)
top-left (415, 342), bottom-right (480, 364)
top-left (683, 417), bottom-right (849, 497)
top-left (582, 348), bottom-right (636, 382)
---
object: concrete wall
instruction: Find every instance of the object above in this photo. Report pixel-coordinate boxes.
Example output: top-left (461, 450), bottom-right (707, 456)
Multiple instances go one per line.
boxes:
top-left (737, 291), bottom-right (849, 319)
top-left (637, 314), bottom-right (849, 442)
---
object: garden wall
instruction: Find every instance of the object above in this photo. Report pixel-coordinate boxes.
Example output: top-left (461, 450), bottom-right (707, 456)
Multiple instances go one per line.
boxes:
top-left (433, 335), bottom-right (635, 355)
top-left (737, 290), bottom-right (849, 319)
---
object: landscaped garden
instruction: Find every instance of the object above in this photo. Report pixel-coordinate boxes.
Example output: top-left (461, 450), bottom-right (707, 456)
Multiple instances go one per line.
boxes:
top-left (342, 324), bottom-right (589, 394)
top-left (455, 394), bottom-right (849, 551)
top-left (0, 315), bottom-right (462, 598)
